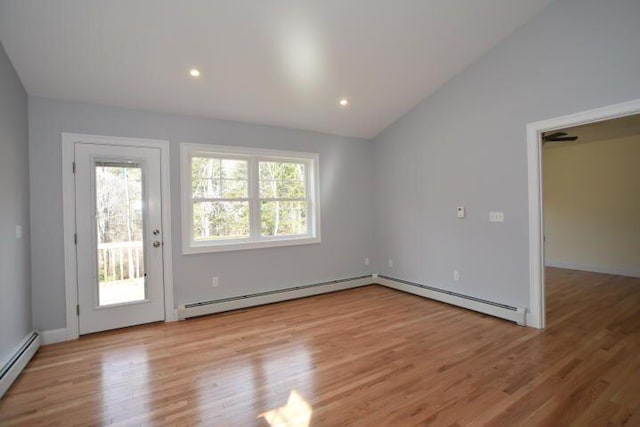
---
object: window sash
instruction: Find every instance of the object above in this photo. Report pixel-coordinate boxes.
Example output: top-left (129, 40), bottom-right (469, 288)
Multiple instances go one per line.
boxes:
top-left (257, 159), bottom-right (311, 238)
top-left (253, 158), bottom-right (312, 239)
top-left (191, 156), bottom-right (249, 200)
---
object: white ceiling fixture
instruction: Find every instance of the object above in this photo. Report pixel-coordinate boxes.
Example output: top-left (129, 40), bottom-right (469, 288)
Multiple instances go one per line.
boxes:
top-left (338, 98), bottom-right (349, 107)
top-left (0, 0), bottom-right (551, 138)
top-left (189, 68), bottom-right (201, 78)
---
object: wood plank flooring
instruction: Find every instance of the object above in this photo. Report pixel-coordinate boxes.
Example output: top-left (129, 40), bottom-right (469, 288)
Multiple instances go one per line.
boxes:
top-left (1, 268), bottom-right (639, 426)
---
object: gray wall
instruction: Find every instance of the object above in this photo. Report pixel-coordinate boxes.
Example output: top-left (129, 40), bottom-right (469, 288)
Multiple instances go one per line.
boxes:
top-left (29, 97), bottom-right (374, 331)
top-left (0, 42), bottom-right (31, 361)
top-left (373, 0), bottom-right (640, 309)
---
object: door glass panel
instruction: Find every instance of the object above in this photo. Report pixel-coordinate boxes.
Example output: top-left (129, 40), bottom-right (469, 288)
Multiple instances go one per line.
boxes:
top-left (95, 161), bottom-right (146, 306)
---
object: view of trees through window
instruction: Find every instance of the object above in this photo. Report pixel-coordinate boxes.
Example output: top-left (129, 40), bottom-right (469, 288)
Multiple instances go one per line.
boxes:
top-left (191, 156), bottom-right (308, 241)
top-left (95, 162), bottom-right (146, 305)
top-left (259, 161), bottom-right (307, 237)
top-left (191, 157), bottom-right (250, 239)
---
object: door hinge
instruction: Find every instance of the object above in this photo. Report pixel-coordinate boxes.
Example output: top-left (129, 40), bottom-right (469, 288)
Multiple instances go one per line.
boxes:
top-left (74, 233), bottom-right (77, 245)
top-left (76, 304), bottom-right (80, 316)
top-left (72, 161), bottom-right (76, 174)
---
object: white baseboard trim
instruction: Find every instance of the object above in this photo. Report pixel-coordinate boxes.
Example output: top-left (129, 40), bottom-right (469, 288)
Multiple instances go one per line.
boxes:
top-left (546, 261), bottom-right (640, 278)
top-left (0, 331), bottom-right (40, 398)
top-left (40, 328), bottom-right (69, 345)
top-left (178, 275), bottom-right (372, 320)
top-left (375, 275), bottom-right (527, 326)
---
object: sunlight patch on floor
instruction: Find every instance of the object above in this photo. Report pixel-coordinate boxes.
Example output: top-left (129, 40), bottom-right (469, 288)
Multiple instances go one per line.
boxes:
top-left (259, 390), bottom-right (312, 427)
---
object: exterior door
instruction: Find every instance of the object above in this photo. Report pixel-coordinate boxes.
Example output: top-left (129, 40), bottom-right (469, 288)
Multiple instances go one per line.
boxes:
top-left (74, 143), bottom-right (165, 334)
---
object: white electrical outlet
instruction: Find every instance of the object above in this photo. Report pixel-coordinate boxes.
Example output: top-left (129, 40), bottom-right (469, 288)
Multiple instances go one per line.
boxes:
top-left (456, 206), bottom-right (465, 218)
top-left (211, 277), bottom-right (219, 287)
top-left (364, 257), bottom-right (370, 266)
top-left (388, 259), bottom-right (393, 268)
top-left (15, 225), bottom-right (22, 239)
top-left (453, 270), bottom-right (460, 281)
top-left (489, 211), bottom-right (505, 223)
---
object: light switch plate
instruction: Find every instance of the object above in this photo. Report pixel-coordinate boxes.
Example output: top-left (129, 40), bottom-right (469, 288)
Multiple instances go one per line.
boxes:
top-left (457, 206), bottom-right (465, 218)
top-left (489, 211), bottom-right (504, 222)
top-left (15, 225), bottom-right (22, 239)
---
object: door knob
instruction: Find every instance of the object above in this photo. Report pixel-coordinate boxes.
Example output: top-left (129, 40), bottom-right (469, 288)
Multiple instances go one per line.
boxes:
top-left (153, 241), bottom-right (161, 248)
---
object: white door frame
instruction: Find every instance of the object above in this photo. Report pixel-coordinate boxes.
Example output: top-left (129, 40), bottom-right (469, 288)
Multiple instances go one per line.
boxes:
top-left (526, 98), bottom-right (640, 329)
top-left (62, 133), bottom-right (176, 340)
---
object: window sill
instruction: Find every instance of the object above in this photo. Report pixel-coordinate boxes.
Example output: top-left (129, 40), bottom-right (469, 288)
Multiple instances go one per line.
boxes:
top-left (183, 236), bottom-right (321, 254)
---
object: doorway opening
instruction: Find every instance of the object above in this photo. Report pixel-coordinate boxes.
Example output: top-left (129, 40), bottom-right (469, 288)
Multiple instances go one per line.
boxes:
top-left (542, 114), bottom-right (640, 328)
top-left (526, 99), bottom-right (640, 329)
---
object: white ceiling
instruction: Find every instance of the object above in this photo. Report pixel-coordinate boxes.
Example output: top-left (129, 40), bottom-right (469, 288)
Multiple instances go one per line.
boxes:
top-left (0, 0), bottom-right (550, 138)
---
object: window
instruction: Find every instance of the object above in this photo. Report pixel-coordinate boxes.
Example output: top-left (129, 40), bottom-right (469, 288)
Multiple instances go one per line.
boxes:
top-left (181, 143), bottom-right (320, 253)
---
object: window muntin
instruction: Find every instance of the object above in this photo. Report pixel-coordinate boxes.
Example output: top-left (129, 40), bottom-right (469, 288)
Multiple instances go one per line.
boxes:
top-left (182, 144), bottom-right (320, 253)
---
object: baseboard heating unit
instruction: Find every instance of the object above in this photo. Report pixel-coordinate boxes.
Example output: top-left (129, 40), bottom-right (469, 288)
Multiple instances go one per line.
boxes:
top-left (178, 274), bottom-right (527, 326)
top-left (376, 275), bottom-right (526, 326)
top-left (178, 275), bottom-right (372, 320)
top-left (0, 331), bottom-right (40, 398)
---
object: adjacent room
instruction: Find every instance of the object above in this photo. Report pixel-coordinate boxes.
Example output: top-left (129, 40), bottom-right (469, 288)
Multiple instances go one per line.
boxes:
top-left (542, 114), bottom-right (640, 367)
top-left (543, 115), bottom-right (640, 278)
top-left (1, 0), bottom-right (639, 425)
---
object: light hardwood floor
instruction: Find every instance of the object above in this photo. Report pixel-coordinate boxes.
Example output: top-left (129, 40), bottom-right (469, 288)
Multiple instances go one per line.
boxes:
top-left (1, 268), bottom-right (639, 426)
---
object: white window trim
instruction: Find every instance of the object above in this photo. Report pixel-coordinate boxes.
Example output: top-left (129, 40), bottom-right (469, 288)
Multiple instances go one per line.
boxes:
top-left (180, 143), bottom-right (321, 254)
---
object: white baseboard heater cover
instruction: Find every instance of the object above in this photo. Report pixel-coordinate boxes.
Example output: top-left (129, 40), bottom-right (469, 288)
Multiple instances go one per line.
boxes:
top-left (177, 274), bottom-right (527, 326)
top-left (0, 331), bottom-right (41, 398)
top-left (377, 275), bottom-right (526, 326)
top-left (178, 275), bottom-right (373, 320)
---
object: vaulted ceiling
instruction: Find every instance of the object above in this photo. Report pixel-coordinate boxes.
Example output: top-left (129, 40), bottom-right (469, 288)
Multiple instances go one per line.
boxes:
top-left (0, 0), bottom-right (551, 138)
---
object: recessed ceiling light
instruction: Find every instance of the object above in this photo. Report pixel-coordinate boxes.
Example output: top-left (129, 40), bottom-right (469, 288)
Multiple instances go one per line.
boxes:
top-left (189, 68), bottom-right (201, 77)
top-left (338, 98), bottom-right (349, 107)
